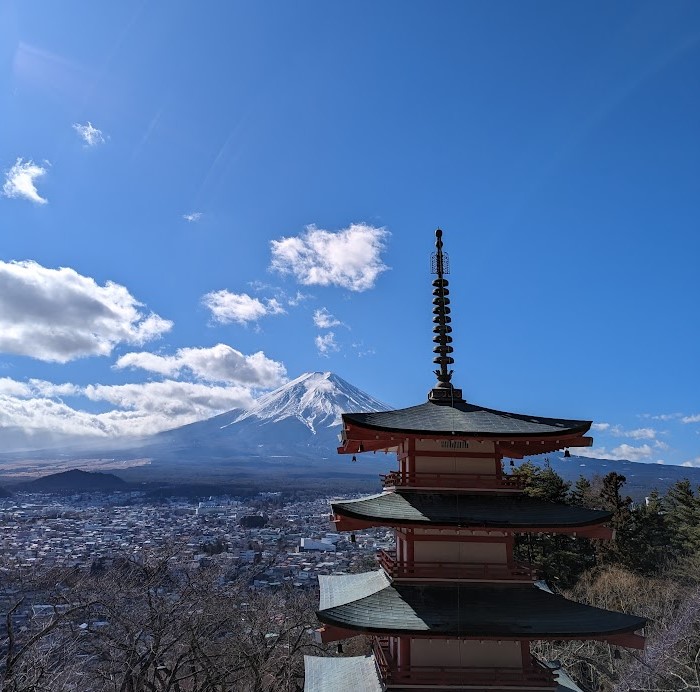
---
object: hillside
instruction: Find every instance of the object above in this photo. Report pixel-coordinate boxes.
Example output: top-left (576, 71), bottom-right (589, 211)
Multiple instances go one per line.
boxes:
top-left (19, 469), bottom-right (129, 493)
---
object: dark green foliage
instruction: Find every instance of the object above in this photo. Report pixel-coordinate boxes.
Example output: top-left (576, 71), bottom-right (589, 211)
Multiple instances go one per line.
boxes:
top-left (569, 476), bottom-right (594, 507)
top-left (626, 489), bottom-right (671, 574)
top-left (513, 462), bottom-right (593, 587)
top-left (512, 465), bottom-right (700, 585)
top-left (664, 479), bottom-right (700, 555)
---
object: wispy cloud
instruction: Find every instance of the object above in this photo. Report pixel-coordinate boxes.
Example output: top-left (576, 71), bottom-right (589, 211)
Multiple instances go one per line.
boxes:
top-left (682, 457), bottom-right (700, 468)
top-left (0, 260), bottom-right (172, 362)
top-left (593, 422), bottom-right (657, 439)
top-left (115, 343), bottom-right (286, 387)
top-left (2, 158), bottom-right (48, 204)
top-left (183, 212), bottom-right (203, 223)
top-left (682, 414), bottom-right (700, 424)
top-left (612, 426), bottom-right (657, 440)
top-left (202, 290), bottom-right (285, 325)
top-left (73, 121), bottom-right (105, 146)
top-left (287, 291), bottom-right (311, 306)
top-left (352, 341), bottom-right (376, 358)
top-left (313, 307), bottom-right (342, 329)
top-left (573, 443), bottom-right (654, 462)
top-left (315, 332), bottom-right (339, 356)
top-left (640, 412), bottom-right (683, 421)
top-left (270, 223), bottom-right (390, 291)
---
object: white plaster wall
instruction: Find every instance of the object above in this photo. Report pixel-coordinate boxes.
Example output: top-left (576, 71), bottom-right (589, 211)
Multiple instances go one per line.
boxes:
top-left (413, 456), bottom-right (496, 474)
top-left (410, 639), bottom-right (522, 667)
top-left (413, 541), bottom-right (507, 564)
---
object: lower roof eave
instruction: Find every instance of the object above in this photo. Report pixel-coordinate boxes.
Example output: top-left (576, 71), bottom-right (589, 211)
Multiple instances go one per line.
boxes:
top-left (316, 620), bottom-right (645, 649)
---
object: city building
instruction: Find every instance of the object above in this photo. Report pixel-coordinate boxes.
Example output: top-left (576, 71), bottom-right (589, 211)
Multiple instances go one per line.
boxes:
top-left (305, 230), bottom-right (646, 691)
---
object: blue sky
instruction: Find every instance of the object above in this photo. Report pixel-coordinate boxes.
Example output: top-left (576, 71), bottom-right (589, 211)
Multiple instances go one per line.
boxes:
top-left (0, 1), bottom-right (699, 466)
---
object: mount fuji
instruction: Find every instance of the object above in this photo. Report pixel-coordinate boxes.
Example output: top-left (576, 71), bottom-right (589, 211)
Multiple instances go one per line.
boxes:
top-left (142, 372), bottom-right (393, 474)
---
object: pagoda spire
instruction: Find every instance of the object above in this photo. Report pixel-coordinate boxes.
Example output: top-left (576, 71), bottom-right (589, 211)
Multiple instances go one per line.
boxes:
top-left (429, 229), bottom-right (463, 402)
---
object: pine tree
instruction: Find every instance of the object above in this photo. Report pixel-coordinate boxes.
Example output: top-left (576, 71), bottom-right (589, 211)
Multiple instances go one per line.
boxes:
top-left (664, 479), bottom-right (700, 556)
top-left (626, 489), bottom-right (671, 574)
top-left (594, 472), bottom-right (635, 567)
top-left (569, 476), bottom-right (594, 507)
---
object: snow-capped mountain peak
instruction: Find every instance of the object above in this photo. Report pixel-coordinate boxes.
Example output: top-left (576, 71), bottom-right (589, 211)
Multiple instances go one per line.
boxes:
top-left (227, 371), bottom-right (389, 434)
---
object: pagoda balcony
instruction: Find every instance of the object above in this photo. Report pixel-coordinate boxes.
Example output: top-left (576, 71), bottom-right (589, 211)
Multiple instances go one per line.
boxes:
top-left (373, 637), bottom-right (555, 688)
top-left (381, 470), bottom-right (525, 492)
top-left (378, 550), bottom-right (538, 582)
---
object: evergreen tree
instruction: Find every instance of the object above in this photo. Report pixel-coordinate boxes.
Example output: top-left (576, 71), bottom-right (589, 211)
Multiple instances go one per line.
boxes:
top-left (593, 472), bottom-right (635, 567)
top-left (512, 461), bottom-right (592, 587)
top-left (569, 476), bottom-right (594, 507)
top-left (626, 489), bottom-right (671, 574)
top-left (664, 479), bottom-right (700, 556)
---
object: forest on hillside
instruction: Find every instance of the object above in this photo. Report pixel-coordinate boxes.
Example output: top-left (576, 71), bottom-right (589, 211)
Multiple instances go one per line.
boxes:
top-left (514, 463), bottom-right (700, 691)
top-left (1, 465), bottom-right (700, 691)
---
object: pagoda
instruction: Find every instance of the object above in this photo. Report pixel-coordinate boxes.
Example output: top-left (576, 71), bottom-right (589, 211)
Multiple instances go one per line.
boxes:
top-left (304, 230), bottom-right (645, 692)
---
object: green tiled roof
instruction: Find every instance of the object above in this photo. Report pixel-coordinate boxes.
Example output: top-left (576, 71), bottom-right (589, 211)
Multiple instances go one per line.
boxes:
top-left (317, 572), bottom-right (646, 638)
top-left (333, 491), bottom-right (613, 528)
top-left (344, 400), bottom-right (591, 437)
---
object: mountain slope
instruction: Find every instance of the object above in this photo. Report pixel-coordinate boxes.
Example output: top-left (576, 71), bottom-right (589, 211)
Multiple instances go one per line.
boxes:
top-left (228, 371), bottom-right (386, 432)
top-left (151, 372), bottom-right (391, 466)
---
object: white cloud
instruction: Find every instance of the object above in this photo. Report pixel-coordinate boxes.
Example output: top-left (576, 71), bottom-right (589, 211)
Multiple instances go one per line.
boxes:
top-left (313, 308), bottom-right (342, 329)
top-left (73, 122), bottom-right (105, 146)
top-left (650, 413), bottom-right (683, 421)
top-left (594, 422), bottom-right (657, 439)
top-left (27, 379), bottom-right (80, 397)
top-left (84, 380), bottom-right (254, 426)
top-left (0, 377), bottom-right (32, 397)
top-left (0, 260), bottom-right (172, 362)
top-left (682, 457), bottom-right (700, 468)
top-left (270, 223), bottom-right (389, 291)
top-left (115, 343), bottom-right (286, 387)
top-left (352, 341), bottom-right (376, 358)
top-left (0, 378), bottom-right (256, 448)
top-left (0, 351), bottom-right (289, 449)
top-left (287, 291), bottom-right (311, 306)
top-left (183, 212), bottom-right (202, 222)
top-left (0, 377), bottom-right (78, 399)
top-left (682, 414), bottom-right (700, 424)
top-left (315, 332), bottom-right (339, 356)
top-left (574, 443), bottom-right (654, 462)
top-left (2, 158), bottom-right (48, 204)
top-left (202, 290), bottom-right (285, 325)
top-left (614, 426), bottom-right (657, 440)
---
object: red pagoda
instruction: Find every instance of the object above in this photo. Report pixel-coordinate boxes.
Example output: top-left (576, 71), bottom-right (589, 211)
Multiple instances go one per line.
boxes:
top-left (304, 230), bottom-right (645, 692)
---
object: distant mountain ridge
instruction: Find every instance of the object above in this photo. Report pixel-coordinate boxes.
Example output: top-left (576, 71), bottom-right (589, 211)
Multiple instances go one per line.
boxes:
top-left (1, 372), bottom-right (698, 496)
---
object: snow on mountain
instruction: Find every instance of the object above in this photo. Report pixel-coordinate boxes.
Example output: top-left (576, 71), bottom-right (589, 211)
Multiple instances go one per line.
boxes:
top-left (143, 371), bottom-right (392, 467)
top-left (226, 371), bottom-right (390, 434)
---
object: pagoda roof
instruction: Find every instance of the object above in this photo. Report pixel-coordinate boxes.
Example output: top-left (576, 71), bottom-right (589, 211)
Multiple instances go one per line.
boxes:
top-left (303, 655), bottom-right (382, 692)
top-left (317, 571), bottom-right (646, 639)
top-left (343, 399), bottom-right (591, 438)
top-left (332, 491), bottom-right (612, 529)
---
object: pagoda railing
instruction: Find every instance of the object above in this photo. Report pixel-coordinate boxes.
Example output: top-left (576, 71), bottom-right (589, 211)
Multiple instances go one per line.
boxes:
top-left (373, 637), bottom-right (554, 687)
top-left (378, 550), bottom-right (537, 582)
top-left (381, 470), bottom-right (525, 491)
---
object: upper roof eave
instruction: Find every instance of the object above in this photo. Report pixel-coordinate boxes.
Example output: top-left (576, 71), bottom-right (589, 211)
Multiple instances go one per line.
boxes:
top-left (342, 400), bottom-right (592, 440)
